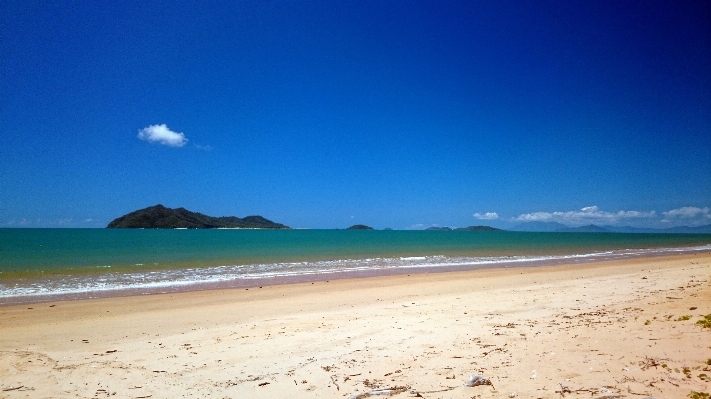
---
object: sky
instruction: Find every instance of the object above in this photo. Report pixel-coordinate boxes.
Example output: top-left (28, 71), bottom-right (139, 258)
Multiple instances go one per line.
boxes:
top-left (1, 0), bottom-right (710, 229)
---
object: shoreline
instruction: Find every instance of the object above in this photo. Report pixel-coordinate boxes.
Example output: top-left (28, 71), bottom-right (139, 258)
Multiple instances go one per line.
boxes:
top-left (0, 245), bottom-right (711, 308)
top-left (1, 252), bottom-right (709, 398)
top-left (2, 244), bottom-right (710, 306)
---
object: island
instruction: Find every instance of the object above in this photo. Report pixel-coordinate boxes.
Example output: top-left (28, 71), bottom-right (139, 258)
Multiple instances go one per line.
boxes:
top-left (425, 225), bottom-right (501, 231)
top-left (106, 204), bottom-right (290, 229)
top-left (555, 224), bottom-right (609, 233)
top-left (454, 226), bottom-right (502, 231)
top-left (346, 224), bottom-right (374, 230)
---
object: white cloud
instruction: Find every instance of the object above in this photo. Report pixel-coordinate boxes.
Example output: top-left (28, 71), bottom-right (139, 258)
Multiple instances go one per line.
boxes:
top-left (473, 212), bottom-right (499, 220)
top-left (515, 212), bottom-right (555, 222)
top-left (138, 124), bottom-right (188, 147)
top-left (662, 206), bottom-right (710, 219)
top-left (514, 206), bottom-right (655, 225)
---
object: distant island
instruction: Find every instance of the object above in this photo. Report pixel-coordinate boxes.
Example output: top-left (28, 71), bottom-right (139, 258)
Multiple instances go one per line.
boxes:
top-left (346, 224), bottom-right (374, 230)
top-left (555, 224), bottom-right (609, 233)
top-left (107, 204), bottom-right (290, 229)
top-left (425, 226), bottom-right (502, 231)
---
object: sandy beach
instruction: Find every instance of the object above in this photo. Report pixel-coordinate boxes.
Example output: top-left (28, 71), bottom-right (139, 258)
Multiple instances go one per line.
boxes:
top-left (1, 253), bottom-right (709, 398)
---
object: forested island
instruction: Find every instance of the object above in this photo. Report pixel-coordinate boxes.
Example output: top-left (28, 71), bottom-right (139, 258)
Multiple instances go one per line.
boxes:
top-left (106, 204), bottom-right (290, 229)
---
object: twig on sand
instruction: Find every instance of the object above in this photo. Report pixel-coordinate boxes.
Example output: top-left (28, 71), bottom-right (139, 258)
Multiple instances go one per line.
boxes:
top-left (556, 383), bottom-right (572, 397)
top-left (2, 386), bottom-right (24, 392)
top-left (640, 356), bottom-right (662, 370)
top-left (481, 347), bottom-right (504, 357)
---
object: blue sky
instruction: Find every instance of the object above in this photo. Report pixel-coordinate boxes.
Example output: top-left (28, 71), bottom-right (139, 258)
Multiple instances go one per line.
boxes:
top-left (1, 1), bottom-right (709, 229)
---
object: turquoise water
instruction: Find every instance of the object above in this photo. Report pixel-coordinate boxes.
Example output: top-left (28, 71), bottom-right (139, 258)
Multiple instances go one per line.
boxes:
top-left (1, 228), bottom-right (710, 304)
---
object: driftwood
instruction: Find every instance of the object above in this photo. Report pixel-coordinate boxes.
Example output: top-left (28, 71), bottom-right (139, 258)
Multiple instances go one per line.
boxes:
top-left (556, 383), bottom-right (620, 397)
top-left (349, 373), bottom-right (495, 399)
top-left (348, 386), bottom-right (410, 399)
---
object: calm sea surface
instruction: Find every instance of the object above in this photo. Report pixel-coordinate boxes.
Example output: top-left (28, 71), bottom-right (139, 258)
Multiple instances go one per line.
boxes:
top-left (1, 228), bottom-right (710, 305)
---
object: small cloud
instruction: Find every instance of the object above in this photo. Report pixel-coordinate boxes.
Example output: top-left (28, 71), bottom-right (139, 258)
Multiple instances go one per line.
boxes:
top-left (194, 144), bottom-right (212, 151)
top-left (662, 206), bottom-right (710, 219)
top-left (473, 212), bottom-right (499, 220)
top-left (6, 218), bottom-right (32, 226)
top-left (138, 124), bottom-right (188, 147)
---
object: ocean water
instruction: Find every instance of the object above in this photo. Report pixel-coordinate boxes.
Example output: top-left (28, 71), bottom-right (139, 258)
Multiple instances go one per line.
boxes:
top-left (1, 228), bottom-right (710, 305)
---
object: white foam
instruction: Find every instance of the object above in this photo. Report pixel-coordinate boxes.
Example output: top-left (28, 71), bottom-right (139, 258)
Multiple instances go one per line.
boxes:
top-left (2, 244), bottom-right (710, 300)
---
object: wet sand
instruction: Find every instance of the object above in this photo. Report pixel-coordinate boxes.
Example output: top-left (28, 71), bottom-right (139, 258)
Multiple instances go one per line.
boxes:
top-left (1, 253), bottom-right (710, 398)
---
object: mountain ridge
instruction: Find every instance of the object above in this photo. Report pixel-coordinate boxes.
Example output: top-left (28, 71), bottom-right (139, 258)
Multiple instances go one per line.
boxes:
top-left (512, 221), bottom-right (711, 234)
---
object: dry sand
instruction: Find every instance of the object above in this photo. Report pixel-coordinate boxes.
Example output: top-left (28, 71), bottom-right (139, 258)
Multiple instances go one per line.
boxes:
top-left (1, 253), bottom-right (710, 399)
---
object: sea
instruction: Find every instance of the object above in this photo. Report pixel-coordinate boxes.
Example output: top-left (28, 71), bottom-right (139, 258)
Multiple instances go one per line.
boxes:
top-left (1, 228), bottom-right (710, 305)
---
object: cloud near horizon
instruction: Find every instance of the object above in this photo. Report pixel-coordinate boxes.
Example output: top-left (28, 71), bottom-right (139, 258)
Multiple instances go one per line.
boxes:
top-left (513, 205), bottom-right (656, 226)
top-left (662, 206), bottom-right (710, 222)
top-left (137, 124), bottom-right (188, 147)
top-left (473, 212), bottom-right (499, 220)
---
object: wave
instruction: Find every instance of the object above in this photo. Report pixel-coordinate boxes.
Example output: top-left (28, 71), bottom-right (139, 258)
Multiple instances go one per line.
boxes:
top-left (1, 244), bottom-right (710, 304)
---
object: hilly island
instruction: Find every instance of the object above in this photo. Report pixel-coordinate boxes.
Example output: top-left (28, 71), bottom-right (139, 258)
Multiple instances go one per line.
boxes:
top-left (106, 204), bottom-right (290, 229)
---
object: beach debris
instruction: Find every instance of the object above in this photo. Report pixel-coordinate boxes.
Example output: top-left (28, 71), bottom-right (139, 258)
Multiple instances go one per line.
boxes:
top-left (696, 314), bottom-right (711, 329)
top-left (481, 347), bottom-right (504, 357)
top-left (640, 356), bottom-right (661, 370)
top-left (556, 383), bottom-right (620, 397)
top-left (557, 383), bottom-right (572, 396)
top-left (258, 381), bottom-right (270, 386)
top-left (530, 370), bottom-right (537, 379)
top-left (2, 386), bottom-right (24, 392)
top-left (509, 392), bottom-right (516, 397)
top-left (464, 374), bottom-right (493, 388)
top-left (348, 386), bottom-right (409, 398)
top-left (331, 375), bottom-right (340, 391)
